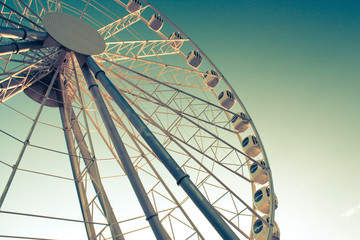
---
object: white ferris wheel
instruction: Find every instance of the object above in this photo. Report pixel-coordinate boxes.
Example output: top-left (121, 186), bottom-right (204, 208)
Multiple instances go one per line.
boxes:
top-left (0, 0), bottom-right (279, 239)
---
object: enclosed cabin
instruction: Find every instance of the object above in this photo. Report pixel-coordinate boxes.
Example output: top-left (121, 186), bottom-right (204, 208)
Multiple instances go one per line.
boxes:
top-left (231, 112), bottom-right (250, 133)
top-left (242, 135), bottom-right (261, 158)
top-left (218, 90), bottom-right (235, 109)
top-left (203, 69), bottom-right (220, 88)
top-left (250, 160), bottom-right (268, 184)
top-left (148, 14), bottom-right (164, 32)
top-left (126, 0), bottom-right (142, 13)
top-left (254, 186), bottom-right (278, 214)
top-left (252, 215), bottom-right (280, 240)
top-left (186, 50), bottom-right (202, 69)
top-left (168, 32), bottom-right (183, 49)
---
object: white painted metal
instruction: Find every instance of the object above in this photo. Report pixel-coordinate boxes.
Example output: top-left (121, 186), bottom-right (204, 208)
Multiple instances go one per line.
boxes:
top-left (250, 160), bottom-right (269, 185)
top-left (253, 186), bottom-right (278, 214)
top-left (231, 112), bottom-right (250, 133)
top-left (148, 14), bottom-right (164, 32)
top-left (218, 90), bottom-right (236, 109)
top-left (126, 0), bottom-right (142, 13)
top-left (203, 69), bottom-right (220, 88)
top-left (186, 50), bottom-right (203, 68)
top-left (242, 135), bottom-right (262, 158)
top-left (252, 215), bottom-right (280, 240)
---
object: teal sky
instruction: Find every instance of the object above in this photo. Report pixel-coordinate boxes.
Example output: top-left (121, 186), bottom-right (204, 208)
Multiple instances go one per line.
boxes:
top-left (155, 0), bottom-right (360, 239)
top-left (1, 0), bottom-right (359, 239)
top-left (152, 1), bottom-right (360, 240)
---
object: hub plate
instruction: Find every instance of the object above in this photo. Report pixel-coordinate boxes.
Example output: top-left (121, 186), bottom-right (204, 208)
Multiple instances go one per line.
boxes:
top-left (43, 12), bottom-right (106, 55)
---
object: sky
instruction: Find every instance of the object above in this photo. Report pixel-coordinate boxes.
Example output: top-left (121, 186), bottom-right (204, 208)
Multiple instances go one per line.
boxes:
top-left (153, 0), bottom-right (360, 239)
top-left (1, 0), bottom-right (360, 239)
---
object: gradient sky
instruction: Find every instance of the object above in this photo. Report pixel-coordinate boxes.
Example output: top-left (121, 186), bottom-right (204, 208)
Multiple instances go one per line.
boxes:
top-left (1, 0), bottom-right (360, 239)
top-left (155, 0), bottom-right (360, 239)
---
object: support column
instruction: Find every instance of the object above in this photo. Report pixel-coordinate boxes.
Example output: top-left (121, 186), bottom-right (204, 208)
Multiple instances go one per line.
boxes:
top-left (70, 108), bottom-right (124, 240)
top-left (59, 104), bottom-right (97, 240)
top-left (76, 54), bottom-right (170, 240)
top-left (86, 56), bottom-right (240, 240)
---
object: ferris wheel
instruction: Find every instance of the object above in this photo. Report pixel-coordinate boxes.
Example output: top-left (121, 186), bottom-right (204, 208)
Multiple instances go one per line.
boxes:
top-left (0, 0), bottom-right (279, 239)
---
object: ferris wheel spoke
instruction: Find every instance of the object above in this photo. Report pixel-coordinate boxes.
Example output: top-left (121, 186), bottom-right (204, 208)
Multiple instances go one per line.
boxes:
top-left (16, 0), bottom-right (44, 24)
top-left (58, 2), bottom-right (109, 30)
top-left (69, 73), bottom-right (126, 170)
top-left (169, 133), bottom-right (251, 183)
top-left (0, 48), bottom-right (60, 82)
top-left (0, 1), bottom-right (45, 31)
top-left (97, 61), bottom-right (236, 138)
top-left (98, 7), bottom-right (147, 40)
top-left (103, 96), bottom-right (205, 239)
top-left (97, 59), bottom-right (221, 118)
top-left (59, 102), bottom-right (98, 239)
top-left (96, 56), bottom-right (211, 98)
top-left (97, 73), bottom-right (233, 161)
top-left (124, 90), bottom-right (254, 194)
top-left (100, 39), bottom-right (185, 61)
top-left (0, 66), bottom-right (60, 208)
top-left (78, 56), bottom-right (171, 240)
top-left (112, 75), bottom-right (261, 169)
top-left (86, 56), bottom-right (241, 240)
top-left (1, 66), bottom-right (50, 102)
top-left (64, 104), bottom-right (126, 239)
top-left (45, 0), bottom-right (63, 13)
top-left (0, 13), bottom-right (33, 30)
top-left (120, 86), bottom-right (234, 137)
top-left (118, 91), bottom-right (260, 238)
top-left (94, 62), bottom-right (262, 175)
top-left (0, 49), bottom-right (61, 103)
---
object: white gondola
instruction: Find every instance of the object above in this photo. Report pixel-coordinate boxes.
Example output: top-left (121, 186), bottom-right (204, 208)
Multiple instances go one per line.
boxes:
top-left (218, 90), bottom-right (235, 109)
top-left (250, 160), bottom-right (268, 184)
top-left (203, 69), bottom-right (220, 88)
top-left (231, 112), bottom-right (250, 133)
top-left (242, 135), bottom-right (261, 157)
top-left (148, 14), bottom-right (164, 32)
top-left (168, 32), bottom-right (183, 49)
top-left (254, 186), bottom-right (278, 214)
top-left (186, 50), bottom-right (202, 69)
top-left (126, 0), bottom-right (141, 13)
top-left (252, 215), bottom-right (280, 240)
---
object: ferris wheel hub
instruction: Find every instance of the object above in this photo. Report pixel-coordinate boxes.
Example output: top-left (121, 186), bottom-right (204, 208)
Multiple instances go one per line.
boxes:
top-left (43, 12), bottom-right (106, 55)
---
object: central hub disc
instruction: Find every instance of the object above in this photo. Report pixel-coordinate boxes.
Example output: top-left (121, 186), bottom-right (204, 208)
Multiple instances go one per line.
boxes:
top-left (43, 12), bottom-right (106, 55)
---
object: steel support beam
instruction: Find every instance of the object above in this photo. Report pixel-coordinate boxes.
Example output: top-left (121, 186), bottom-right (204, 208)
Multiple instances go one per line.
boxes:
top-left (86, 56), bottom-right (240, 240)
top-left (0, 27), bottom-right (48, 40)
top-left (69, 108), bottom-right (124, 240)
top-left (76, 54), bottom-right (170, 240)
top-left (0, 40), bottom-right (45, 56)
top-left (59, 103), bottom-right (97, 240)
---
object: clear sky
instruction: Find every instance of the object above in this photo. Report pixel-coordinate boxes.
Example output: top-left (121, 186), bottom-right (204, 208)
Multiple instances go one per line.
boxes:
top-left (1, 0), bottom-right (359, 239)
top-left (155, 0), bottom-right (360, 239)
